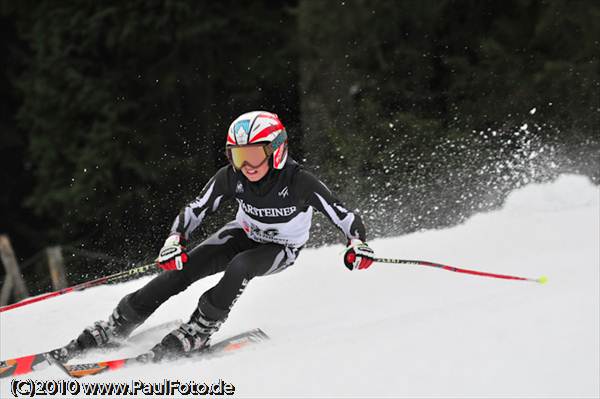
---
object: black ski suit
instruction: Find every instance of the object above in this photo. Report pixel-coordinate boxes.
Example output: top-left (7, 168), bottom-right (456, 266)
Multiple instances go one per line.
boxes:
top-left (125, 158), bottom-right (366, 323)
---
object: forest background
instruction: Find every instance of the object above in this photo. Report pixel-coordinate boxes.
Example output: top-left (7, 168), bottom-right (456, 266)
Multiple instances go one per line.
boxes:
top-left (1, 0), bottom-right (598, 294)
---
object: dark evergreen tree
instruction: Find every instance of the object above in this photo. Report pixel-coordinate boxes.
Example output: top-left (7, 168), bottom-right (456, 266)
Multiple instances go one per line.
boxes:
top-left (1, 0), bottom-right (597, 289)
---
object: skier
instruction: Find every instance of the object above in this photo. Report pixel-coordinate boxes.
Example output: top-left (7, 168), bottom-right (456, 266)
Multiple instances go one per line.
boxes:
top-left (68, 111), bottom-right (375, 361)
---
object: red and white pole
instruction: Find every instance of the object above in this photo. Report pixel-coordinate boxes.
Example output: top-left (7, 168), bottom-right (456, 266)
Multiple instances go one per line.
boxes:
top-left (375, 257), bottom-right (547, 284)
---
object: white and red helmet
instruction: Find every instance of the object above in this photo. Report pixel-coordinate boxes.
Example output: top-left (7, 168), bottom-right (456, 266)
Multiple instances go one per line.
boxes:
top-left (226, 111), bottom-right (288, 170)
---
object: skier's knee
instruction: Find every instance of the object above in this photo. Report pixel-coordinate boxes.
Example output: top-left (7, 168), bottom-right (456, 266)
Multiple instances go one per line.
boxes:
top-left (165, 268), bottom-right (195, 290)
top-left (226, 256), bottom-right (254, 282)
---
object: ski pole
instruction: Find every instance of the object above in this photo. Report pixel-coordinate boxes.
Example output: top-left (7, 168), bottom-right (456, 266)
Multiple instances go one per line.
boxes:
top-left (374, 257), bottom-right (547, 284)
top-left (0, 262), bottom-right (156, 313)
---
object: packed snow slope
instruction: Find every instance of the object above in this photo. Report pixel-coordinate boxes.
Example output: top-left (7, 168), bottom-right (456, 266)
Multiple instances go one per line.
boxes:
top-left (1, 174), bottom-right (598, 398)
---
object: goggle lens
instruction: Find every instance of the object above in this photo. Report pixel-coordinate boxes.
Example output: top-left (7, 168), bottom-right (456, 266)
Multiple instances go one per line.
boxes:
top-left (228, 144), bottom-right (269, 169)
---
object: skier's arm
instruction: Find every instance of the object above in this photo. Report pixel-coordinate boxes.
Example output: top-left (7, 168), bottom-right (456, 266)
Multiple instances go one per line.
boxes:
top-left (170, 166), bottom-right (234, 240)
top-left (158, 168), bottom-right (233, 271)
top-left (298, 170), bottom-right (367, 242)
top-left (296, 170), bottom-right (373, 270)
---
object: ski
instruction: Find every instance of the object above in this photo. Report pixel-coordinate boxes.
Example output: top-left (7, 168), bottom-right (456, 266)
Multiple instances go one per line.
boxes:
top-left (58, 328), bottom-right (269, 378)
top-left (0, 352), bottom-right (55, 379)
top-left (0, 319), bottom-right (181, 379)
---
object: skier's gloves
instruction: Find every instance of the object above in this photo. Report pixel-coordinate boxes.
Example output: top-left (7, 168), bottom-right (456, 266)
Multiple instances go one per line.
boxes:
top-left (343, 239), bottom-right (375, 271)
top-left (156, 234), bottom-right (188, 271)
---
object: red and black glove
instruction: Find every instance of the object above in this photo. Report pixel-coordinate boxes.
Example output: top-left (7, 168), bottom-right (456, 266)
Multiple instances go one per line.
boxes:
top-left (156, 234), bottom-right (188, 271)
top-left (343, 239), bottom-right (375, 271)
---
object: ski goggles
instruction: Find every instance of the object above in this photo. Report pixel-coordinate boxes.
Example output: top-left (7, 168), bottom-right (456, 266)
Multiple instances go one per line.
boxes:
top-left (226, 130), bottom-right (287, 170)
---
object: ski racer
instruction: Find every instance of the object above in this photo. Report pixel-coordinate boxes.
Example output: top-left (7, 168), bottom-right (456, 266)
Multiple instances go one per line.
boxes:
top-left (66, 111), bottom-right (375, 361)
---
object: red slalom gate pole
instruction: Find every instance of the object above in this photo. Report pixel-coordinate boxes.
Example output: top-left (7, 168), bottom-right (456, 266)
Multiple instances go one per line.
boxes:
top-left (0, 262), bottom-right (156, 313)
top-left (374, 258), bottom-right (547, 284)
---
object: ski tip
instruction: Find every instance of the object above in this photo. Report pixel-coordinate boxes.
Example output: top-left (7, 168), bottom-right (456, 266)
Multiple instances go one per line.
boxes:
top-left (537, 276), bottom-right (548, 284)
top-left (51, 359), bottom-right (75, 377)
top-left (60, 363), bottom-right (111, 378)
top-left (0, 361), bottom-right (17, 379)
top-left (46, 356), bottom-right (83, 379)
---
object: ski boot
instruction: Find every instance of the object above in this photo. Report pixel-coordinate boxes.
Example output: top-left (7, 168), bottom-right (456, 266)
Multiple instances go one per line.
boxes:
top-left (149, 296), bottom-right (226, 362)
top-left (75, 293), bottom-right (147, 353)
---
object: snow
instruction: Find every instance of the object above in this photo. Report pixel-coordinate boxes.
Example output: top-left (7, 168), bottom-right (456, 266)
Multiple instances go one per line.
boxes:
top-left (1, 174), bottom-right (599, 398)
